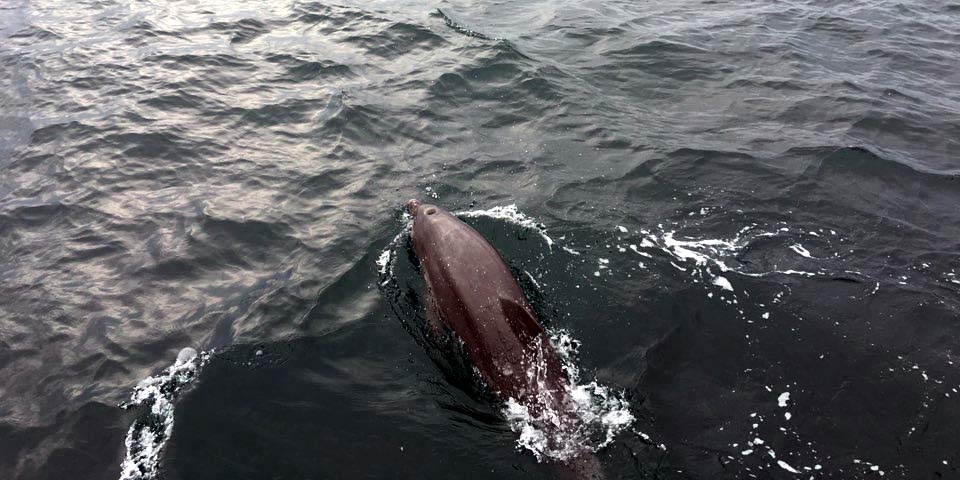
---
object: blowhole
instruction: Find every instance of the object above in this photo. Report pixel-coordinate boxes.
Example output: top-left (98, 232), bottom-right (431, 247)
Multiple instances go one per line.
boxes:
top-left (425, 208), bottom-right (437, 215)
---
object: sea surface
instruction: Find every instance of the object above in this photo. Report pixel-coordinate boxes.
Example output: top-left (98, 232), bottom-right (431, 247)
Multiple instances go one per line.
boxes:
top-left (2, 0), bottom-right (959, 479)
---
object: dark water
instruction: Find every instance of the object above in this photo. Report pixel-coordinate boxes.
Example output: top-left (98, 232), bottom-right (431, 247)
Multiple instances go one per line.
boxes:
top-left (2, 0), bottom-right (960, 478)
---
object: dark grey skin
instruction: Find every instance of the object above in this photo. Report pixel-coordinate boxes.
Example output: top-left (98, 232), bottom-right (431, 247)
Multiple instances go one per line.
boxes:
top-left (406, 200), bottom-right (604, 480)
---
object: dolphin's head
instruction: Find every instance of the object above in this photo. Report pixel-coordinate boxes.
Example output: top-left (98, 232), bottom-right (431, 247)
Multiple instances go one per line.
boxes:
top-left (406, 199), bottom-right (440, 219)
top-left (406, 200), bottom-right (450, 254)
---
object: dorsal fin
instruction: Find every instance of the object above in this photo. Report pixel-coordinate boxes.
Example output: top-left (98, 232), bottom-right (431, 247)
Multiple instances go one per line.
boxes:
top-left (500, 297), bottom-right (545, 343)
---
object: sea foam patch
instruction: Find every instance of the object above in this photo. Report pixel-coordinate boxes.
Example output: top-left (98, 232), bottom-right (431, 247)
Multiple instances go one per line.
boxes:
top-left (503, 331), bottom-right (634, 462)
top-left (119, 348), bottom-right (210, 480)
top-left (646, 224), bottom-right (823, 283)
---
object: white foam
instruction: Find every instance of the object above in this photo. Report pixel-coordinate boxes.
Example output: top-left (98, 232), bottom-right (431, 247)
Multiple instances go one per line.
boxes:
top-left (503, 331), bottom-right (634, 462)
top-left (375, 211), bottom-right (413, 286)
top-left (119, 348), bottom-right (210, 480)
top-left (659, 231), bottom-right (737, 271)
top-left (790, 244), bottom-right (812, 258)
top-left (376, 249), bottom-right (391, 276)
top-left (713, 276), bottom-right (734, 291)
top-left (777, 269), bottom-right (817, 277)
top-left (636, 227), bottom-right (824, 285)
top-left (524, 270), bottom-right (541, 289)
top-left (777, 460), bottom-right (800, 473)
top-left (778, 391), bottom-right (790, 407)
top-left (457, 204), bottom-right (554, 248)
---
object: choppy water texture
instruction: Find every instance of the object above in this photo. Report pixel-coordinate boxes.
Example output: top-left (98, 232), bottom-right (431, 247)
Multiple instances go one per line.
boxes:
top-left (2, 0), bottom-right (959, 478)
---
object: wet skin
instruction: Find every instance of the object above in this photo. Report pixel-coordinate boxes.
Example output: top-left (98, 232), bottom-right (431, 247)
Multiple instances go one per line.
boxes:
top-left (407, 200), bottom-right (603, 479)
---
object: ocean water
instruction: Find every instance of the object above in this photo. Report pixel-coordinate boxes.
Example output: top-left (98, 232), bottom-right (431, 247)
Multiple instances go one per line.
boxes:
top-left (2, 0), bottom-right (959, 478)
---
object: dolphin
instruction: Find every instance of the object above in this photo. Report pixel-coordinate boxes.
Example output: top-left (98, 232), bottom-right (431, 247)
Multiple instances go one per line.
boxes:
top-left (406, 200), bottom-right (604, 479)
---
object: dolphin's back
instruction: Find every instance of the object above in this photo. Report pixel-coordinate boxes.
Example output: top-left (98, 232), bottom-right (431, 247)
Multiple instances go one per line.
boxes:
top-left (408, 202), bottom-right (606, 479)
top-left (411, 207), bottom-right (561, 402)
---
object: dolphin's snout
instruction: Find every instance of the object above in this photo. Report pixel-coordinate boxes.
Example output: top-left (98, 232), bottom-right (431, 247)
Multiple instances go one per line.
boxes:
top-left (406, 199), bottom-right (421, 216)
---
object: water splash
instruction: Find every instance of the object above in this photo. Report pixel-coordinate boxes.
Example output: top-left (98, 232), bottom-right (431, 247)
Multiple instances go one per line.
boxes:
top-left (119, 348), bottom-right (211, 480)
top-left (503, 331), bottom-right (634, 462)
top-left (375, 210), bottom-right (412, 286)
top-left (456, 204), bottom-right (554, 248)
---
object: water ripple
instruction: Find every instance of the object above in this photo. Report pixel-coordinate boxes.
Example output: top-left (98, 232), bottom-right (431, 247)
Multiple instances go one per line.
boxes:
top-left (2, 0), bottom-right (960, 478)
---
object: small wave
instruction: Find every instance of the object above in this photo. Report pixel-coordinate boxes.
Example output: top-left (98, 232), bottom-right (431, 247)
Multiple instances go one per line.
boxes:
top-left (456, 204), bottom-right (554, 248)
top-left (435, 8), bottom-right (497, 41)
top-left (342, 20), bottom-right (448, 59)
top-left (119, 348), bottom-right (211, 480)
